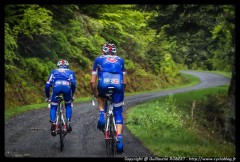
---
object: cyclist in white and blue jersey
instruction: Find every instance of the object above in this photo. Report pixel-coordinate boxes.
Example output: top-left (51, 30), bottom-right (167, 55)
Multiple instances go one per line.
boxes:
top-left (90, 43), bottom-right (126, 153)
top-left (45, 59), bottom-right (76, 136)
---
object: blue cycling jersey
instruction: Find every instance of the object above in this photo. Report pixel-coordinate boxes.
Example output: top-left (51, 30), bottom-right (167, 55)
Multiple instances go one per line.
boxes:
top-left (92, 55), bottom-right (126, 92)
top-left (92, 54), bottom-right (126, 125)
top-left (45, 68), bottom-right (76, 98)
top-left (92, 55), bottom-right (126, 75)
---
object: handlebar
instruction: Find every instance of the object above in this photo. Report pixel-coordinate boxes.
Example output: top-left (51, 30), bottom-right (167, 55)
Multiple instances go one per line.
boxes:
top-left (46, 96), bottom-right (75, 109)
top-left (46, 98), bottom-right (51, 109)
top-left (71, 97), bottom-right (75, 102)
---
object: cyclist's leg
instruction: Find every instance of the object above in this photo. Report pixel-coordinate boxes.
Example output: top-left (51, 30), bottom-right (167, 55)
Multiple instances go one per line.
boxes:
top-left (62, 86), bottom-right (72, 132)
top-left (50, 87), bottom-right (61, 122)
top-left (62, 86), bottom-right (72, 121)
top-left (97, 92), bottom-right (106, 131)
top-left (49, 87), bottom-right (60, 136)
top-left (112, 90), bottom-right (124, 153)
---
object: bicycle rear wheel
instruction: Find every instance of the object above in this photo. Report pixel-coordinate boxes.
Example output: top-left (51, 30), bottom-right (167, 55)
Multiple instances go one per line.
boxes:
top-left (105, 137), bottom-right (112, 156)
top-left (59, 123), bottom-right (64, 152)
top-left (105, 115), bottom-right (116, 157)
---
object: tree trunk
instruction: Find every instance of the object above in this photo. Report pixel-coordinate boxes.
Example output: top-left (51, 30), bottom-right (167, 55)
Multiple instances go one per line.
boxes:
top-left (225, 66), bottom-right (235, 143)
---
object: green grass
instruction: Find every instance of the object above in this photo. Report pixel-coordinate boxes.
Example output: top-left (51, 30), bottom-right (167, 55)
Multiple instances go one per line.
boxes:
top-left (170, 85), bottom-right (229, 112)
top-left (4, 72), bottom-right (200, 120)
top-left (125, 85), bottom-right (235, 157)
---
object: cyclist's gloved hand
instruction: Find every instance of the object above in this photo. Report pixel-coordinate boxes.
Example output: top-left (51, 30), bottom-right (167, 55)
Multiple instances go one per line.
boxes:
top-left (45, 98), bottom-right (50, 102)
top-left (71, 97), bottom-right (75, 102)
top-left (93, 91), bottom-right (98, 98)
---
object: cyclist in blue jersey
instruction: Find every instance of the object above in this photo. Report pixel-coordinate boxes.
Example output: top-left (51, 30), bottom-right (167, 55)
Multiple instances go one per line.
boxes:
top-left (45, 59), bottom-right (76, 136)
top-left (90, 43), bottom-right (126, 153)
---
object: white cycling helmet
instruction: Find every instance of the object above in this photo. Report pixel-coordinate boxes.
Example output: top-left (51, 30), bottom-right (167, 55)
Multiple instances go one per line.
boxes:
top-left (102, 43), bottom-right (117, 55)
top-left (57, 59), bottom-right (69, 68)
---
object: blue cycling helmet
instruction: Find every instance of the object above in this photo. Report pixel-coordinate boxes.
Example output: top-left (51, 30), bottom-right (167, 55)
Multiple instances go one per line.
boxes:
top-left (57, 59), bottom-right (69, 69)
top-left (102, 43), bottom-right (117, 55)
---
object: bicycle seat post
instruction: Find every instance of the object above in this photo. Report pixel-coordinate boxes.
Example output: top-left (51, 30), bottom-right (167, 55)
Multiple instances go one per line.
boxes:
top-left (106, 87), bottom-right (115, 100)
top-left (108, 87), bottom-right (114, 93)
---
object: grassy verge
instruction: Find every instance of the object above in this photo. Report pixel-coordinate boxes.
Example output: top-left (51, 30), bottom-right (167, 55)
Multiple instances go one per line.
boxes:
top-left (4, 72), bottom-right (200, 120)
top-left (125, 85), bottom-right (235, 157)
top-left (4, 70), bottom-right (229, 120)
top-left (4, 97), bottom-right (91, 120)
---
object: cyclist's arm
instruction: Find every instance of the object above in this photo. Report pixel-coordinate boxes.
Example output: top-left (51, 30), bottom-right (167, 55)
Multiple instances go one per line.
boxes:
top-left (90, 74), bottom-right (98, 98)
top-left (45, 72), bottom-right (54, 98)
top-left (122, 59), bottom-right (127, 91)
top-left (123, 74), bottom-right (126, 91)
top-left (70, 71), bottom-right (76, 96)
top-left (90, 58), bottom-right (99, 98)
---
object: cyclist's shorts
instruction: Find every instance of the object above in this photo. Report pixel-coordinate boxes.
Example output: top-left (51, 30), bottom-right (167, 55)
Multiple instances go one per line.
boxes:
top-left (98, 90), bottom-right (124, 104)
top-left (98, 72), bottom-right (124, 91)
top-left (51, 85), bottom-right (72, 103)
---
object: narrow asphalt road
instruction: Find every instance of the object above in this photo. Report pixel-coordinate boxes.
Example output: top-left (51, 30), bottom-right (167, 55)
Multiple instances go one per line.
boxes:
top-left (4, 70), bottom-right (230, 158)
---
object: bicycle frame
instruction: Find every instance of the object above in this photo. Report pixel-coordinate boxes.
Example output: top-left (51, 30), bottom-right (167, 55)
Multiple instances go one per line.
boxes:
top-left (91, 87), bottom-right (119, 156)
top-left (104, 93), bottom-right (118, 141)
top-left (105, 98), bottom-right (118, 156)
top-left (104, 87), bottom-right (119, 156)
top-left (48, 95), bottom-right (68, 152)
top-left (56, 96), bottom-right (67, 130)
top-left (58, 96), bottom-right (68, 152)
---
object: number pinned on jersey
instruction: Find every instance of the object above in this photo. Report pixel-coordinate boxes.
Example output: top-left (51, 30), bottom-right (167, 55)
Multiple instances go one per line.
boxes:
top-left (104, 78), bottom-right (119, 84)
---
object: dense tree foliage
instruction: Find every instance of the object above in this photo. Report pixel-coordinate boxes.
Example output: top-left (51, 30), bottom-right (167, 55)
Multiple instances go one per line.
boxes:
top-left (137, 5), bottom-right (235, 71)
top-left (4, 4), bottom-right (235, 111)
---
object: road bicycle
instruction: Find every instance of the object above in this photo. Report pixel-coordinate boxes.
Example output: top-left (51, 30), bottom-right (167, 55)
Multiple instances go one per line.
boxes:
top-left (47, 95), bottom-right (72, 152)
top-left (92, 87), bottom-right (119, 157)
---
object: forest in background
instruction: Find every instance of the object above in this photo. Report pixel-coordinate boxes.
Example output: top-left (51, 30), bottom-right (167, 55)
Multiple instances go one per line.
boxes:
top-left (4, 4), bottom-right (235, 109)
